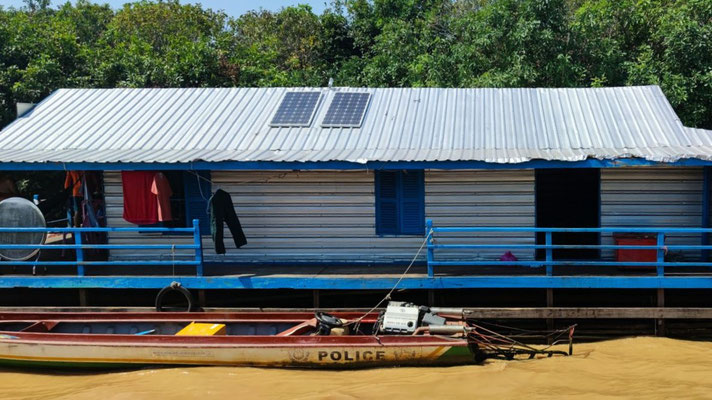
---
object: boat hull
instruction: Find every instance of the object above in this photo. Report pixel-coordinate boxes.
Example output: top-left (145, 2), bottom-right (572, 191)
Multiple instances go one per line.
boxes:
top-left (0, 340), bottom-right (475, 369)
top-left (0, 333), bottom-right (474, 369)
top-left (0, 311), bottom-right (477, 369)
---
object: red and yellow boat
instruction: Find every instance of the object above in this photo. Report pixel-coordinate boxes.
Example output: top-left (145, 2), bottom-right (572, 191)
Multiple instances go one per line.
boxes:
top-left (0, 303), bottom-right (574, 369)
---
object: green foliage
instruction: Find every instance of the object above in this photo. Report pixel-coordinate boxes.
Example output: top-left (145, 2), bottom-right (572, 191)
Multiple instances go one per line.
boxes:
top-left (1, 0), bottom-right (711, 130)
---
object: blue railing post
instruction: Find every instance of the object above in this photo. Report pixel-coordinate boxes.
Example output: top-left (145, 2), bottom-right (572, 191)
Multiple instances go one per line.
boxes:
top-left (426, 219), bottom-right (434, 278)
top-left (75, 231), bottom-right (84, 276)
top-left (545, 231), bottom-right (553, 276)
top-left (193, 219), bottom-right (204, 276)
top-left (702, 167), bottom-right (711, 261)
top-left (657, 232), bottom-right (665, 277)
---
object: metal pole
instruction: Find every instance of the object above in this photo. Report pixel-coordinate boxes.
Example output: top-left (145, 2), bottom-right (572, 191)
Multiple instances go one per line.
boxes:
top-left (193, 219), bottom-right (203, 277)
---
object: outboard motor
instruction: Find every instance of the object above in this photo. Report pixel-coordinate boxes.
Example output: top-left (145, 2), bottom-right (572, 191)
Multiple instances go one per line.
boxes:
top-left (379, 302), bottom-right (446, 334)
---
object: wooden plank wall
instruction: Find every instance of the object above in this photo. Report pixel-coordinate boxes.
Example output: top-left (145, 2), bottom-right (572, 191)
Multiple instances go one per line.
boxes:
top-left (600, 167), bottom-right (703, 260)
top-left (103, 169), bottom-right (536, 264)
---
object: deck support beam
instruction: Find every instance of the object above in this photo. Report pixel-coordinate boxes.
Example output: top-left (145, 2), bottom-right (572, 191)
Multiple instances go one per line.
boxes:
top-left (656, 288), bottom-right (666, 336)
top-left (198, 289), bottom-right (206, 308)
top-left (312, 290), bottom-right (320, 308)
top-left (78, 289), bottom-right (87, 307)
top-left (3, 275), bottom-right (712, 290)
top-left (546, 288), bottom-right (554, 343)
top-left (462, 307), bottom-right (712, 319)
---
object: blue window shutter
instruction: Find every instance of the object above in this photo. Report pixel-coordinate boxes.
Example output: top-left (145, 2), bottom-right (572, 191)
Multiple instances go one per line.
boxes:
top-left (399, 170), bottom-right (424, 235)
top-left (376, 171), bottom-right (399, 235)
top-left (183, 171), bottom-right (211, 235)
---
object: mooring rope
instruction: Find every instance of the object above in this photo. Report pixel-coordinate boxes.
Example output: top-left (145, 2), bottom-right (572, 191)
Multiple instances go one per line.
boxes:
top-left (347, 228), bottom-right (433, 332)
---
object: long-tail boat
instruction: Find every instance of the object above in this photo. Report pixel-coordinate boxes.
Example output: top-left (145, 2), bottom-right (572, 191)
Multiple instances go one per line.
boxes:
top-left (0, 303), bottom-right (574, 369)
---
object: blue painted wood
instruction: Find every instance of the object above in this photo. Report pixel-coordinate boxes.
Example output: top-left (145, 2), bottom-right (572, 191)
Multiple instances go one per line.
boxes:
top-left (0, 261), bottom-right (200, 266)
top-left (0, 244), bottom-right (199, 249)
top-left (433, 227), bottom-right (712, 233)
top-left (657, 233), bottom-right (666, 276)
top-left (703, 167), bottom-right (711, 260)
top-left (375, 170), bottom-right (424, 235)
top-left (375, 171), bottom-right (398, 235)
top-left (545, 232), bottom-right (552, 276)
top-left (6, 220), bottom-right (712, 291)
top-left (2, 157), bottom-right (712, 172)
top-left (426, 224), bottom-right (712, 276)
top-left (183, 171), bottom-right (211, 235)
top-left (428, 244), bottom-right (712, 250)
top-left (1, 275), bottom-right (712, 290)
top-left (426, 219), bottom-right (434, 277)
top-left (74, 232), bottom-right (84, 276)
top-left (193, 219), bottom-right (203, 277)
top-left (399, 170), bottom-right (425, 235)
top-left (0, 227), bottom-right (195, 233)
top-left (427, 260), bottom-right (712, 267)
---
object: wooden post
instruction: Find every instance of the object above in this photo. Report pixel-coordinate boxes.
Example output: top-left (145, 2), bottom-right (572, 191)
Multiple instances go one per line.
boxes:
top-left (546, 288), bottom-right (554, 343)
top-left (78, 289), bottom-right (87, 307)
top-left (313, 290), bottom-right (320, 308)
top-left (656, 288), bottom-right (666, 337)
top-left (198, 289), bottom-right (206, 308)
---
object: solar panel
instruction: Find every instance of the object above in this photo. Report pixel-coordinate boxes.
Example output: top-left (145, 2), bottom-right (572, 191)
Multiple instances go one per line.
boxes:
top-left (321, 92), bottom-right (371, 127)
top-left (270, 92), bottom-right (321, 127)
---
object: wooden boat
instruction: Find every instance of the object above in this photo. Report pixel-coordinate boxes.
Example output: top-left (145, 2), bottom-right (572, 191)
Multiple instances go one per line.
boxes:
top-left (0, 306), bottom-right (574, 369)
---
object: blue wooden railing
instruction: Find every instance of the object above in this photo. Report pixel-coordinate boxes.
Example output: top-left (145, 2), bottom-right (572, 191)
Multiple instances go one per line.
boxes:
top-left (425, 219), bottom-right (712, 278)
top-left (0, 219), bottom-right (204, 276)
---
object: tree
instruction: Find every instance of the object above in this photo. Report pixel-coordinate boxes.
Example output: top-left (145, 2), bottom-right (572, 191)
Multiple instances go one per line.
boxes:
top-left (93, 0), bottom-right (231, 87)
top-left (1, 0), bottom-right (711, 130)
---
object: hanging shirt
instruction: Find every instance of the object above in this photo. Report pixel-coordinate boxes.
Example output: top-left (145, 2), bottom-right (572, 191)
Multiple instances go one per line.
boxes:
top-left (151, 172), bottom-right (173, 222)
top-left (122, 171), bottom-right (158, 224)
top-left (64, 171), bottom-right (84, 197)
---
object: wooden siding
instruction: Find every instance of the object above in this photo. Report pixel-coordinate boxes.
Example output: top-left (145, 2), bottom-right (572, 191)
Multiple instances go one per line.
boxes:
top-left (600, 167), bottom-right (703, 260)
top-left (426, 170), bottom-right (535, 261)
top-left (104, 170), bottom-right (535, 264)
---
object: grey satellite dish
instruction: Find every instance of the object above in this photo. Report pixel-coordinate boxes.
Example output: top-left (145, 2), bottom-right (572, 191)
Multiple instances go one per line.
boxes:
top-left (0, 197), bottom-right (46, 261)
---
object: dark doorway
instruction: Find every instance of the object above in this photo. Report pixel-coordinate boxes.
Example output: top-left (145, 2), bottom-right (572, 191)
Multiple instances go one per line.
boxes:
top-left (536, 169), bottom-right (600, 260)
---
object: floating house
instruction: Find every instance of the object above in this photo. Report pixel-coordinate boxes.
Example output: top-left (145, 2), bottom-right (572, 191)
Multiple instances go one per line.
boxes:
top-left (0, 85), bottom-right (711, 293)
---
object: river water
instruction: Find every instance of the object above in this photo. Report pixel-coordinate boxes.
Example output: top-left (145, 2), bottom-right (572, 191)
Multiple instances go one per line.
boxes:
top-left (0, 337), bottom-right (711, 399)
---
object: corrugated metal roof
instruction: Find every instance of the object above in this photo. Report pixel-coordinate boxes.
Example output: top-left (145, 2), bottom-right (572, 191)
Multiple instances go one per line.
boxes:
top-left (0, 85), bottom-right (710, 164)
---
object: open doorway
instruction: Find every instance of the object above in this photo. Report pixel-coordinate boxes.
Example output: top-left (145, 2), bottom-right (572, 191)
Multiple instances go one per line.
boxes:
top-left (535, 169), bottom-right (600, 260)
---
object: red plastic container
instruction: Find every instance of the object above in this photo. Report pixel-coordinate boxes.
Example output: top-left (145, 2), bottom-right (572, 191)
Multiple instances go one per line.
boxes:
top-left (613, 234), bottom-right (657, 262)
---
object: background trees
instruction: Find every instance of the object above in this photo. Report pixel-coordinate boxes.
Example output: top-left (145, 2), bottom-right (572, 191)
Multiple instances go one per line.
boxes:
top-left (1, 0), bottom-right (711, 129)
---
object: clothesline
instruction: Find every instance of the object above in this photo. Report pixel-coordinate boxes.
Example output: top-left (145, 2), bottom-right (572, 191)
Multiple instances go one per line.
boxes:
top-left (186, 170), bottom-right (293, 201)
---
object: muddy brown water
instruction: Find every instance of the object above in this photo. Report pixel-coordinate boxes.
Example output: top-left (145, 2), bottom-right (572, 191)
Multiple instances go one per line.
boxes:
top-left (0, 337), bottom-right (711, 399)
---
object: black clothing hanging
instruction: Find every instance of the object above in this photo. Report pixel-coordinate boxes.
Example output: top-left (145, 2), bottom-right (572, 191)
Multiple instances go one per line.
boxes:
top-left (209, 189), bottom-right (247, 254)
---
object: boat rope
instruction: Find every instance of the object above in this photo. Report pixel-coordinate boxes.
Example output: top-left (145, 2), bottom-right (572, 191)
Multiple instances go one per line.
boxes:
top-left (347, 228), bottom-right (433, 331)
top-left (171, 244), bottom-right (176, 276)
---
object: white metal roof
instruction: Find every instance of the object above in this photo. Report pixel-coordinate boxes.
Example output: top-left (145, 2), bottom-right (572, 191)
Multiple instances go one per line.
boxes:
top-left (0, 85), bottom-right (710, 164)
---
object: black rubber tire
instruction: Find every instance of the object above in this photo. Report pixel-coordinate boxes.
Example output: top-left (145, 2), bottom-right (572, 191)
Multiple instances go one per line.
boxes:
top-left (155, 284), bottom-right (194, 312)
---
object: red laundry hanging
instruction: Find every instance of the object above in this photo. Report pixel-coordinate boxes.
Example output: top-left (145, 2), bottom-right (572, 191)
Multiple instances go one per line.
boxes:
top-left (151, 172), bottom-right (173, 222)
top-left (122, 171), bottom-right (159, 224)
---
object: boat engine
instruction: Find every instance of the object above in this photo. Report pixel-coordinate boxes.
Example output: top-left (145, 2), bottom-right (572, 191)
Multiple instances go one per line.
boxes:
top-left (379, 302), bottom-right (446, 334)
